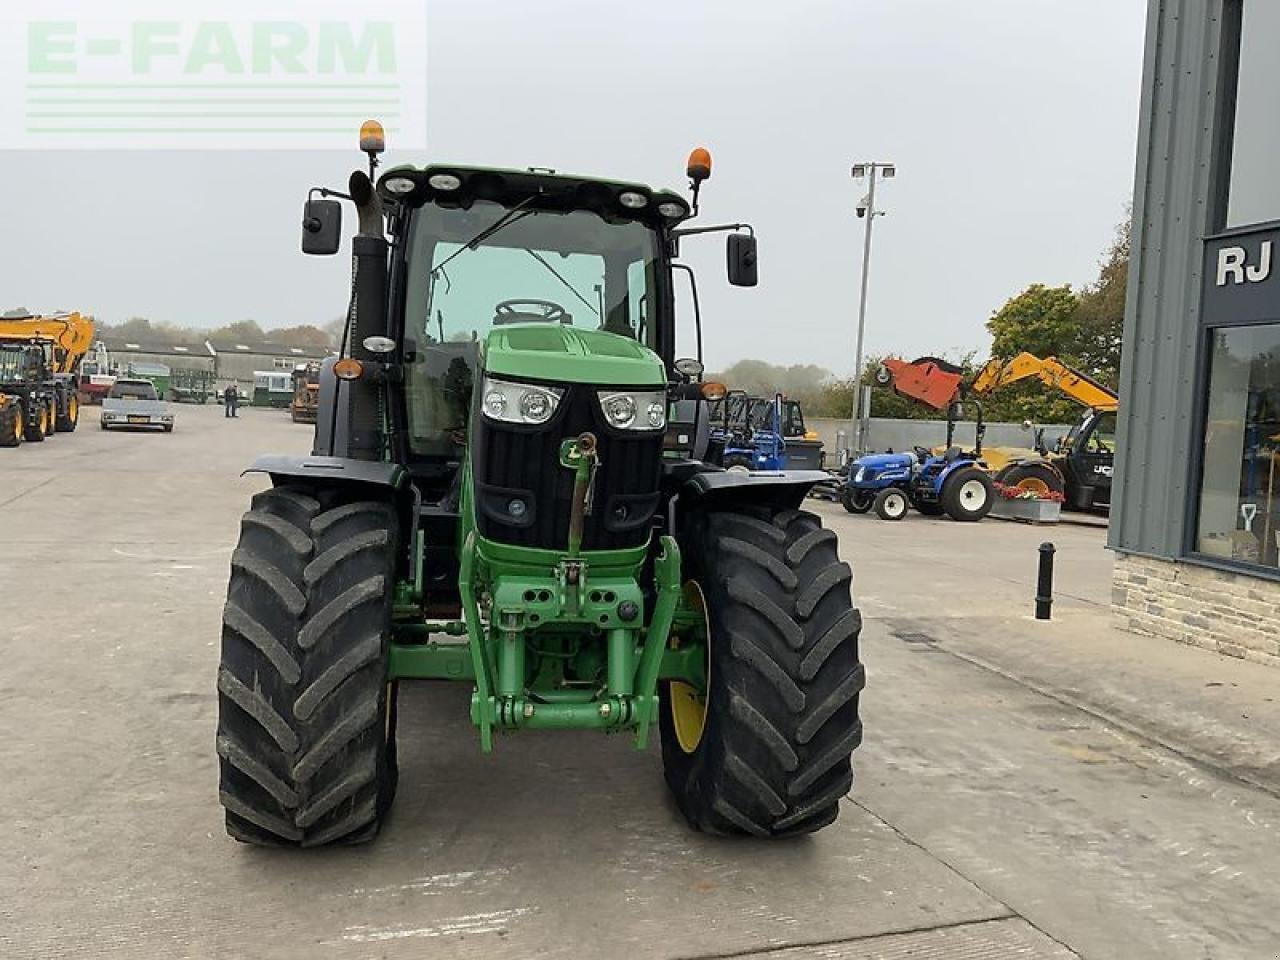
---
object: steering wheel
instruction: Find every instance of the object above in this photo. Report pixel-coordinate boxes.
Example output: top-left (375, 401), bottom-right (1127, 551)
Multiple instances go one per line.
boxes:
top-left (493, 299), bottom-right (571, 326)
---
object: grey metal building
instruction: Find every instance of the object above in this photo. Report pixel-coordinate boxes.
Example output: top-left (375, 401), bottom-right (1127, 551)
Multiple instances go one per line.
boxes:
top-left (100, 338), bottom-right (217, 375)
top-left (1113, 1), bottom-right (1280, 665)
top-left (204, 339), bottom-right (332, 389)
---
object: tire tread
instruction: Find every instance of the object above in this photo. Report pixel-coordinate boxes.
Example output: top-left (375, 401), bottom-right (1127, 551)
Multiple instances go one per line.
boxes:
top-left (216, 489), bottom-right (397, 847)
top-left (661, 506), bottom-right (863, 837)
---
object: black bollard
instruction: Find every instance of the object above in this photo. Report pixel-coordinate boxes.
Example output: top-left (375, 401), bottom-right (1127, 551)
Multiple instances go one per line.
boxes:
top-left (1036, 542), bottom-right (1056, 620)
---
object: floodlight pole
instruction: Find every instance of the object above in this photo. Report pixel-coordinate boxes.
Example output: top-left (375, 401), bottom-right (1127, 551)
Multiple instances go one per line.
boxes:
top-left (849, 162), bottom-right (892, 458)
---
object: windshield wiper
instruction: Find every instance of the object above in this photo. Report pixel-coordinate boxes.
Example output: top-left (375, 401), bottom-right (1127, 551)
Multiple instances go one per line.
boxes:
top-left (525, 249), bottom-right (600, 318)
top-left (431, 197), bottom-right (537, 275)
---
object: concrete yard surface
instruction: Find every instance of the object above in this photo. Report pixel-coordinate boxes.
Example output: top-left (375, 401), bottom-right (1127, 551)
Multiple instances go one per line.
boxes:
top-left (3, 404), bottom-right (1280, 959)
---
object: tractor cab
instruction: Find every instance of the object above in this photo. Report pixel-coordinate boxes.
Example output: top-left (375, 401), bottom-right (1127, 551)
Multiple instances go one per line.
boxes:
top-left (1055, 408), bottom-right (1117, 509)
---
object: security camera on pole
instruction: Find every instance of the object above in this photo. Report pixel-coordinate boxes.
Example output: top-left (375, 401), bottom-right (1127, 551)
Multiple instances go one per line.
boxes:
top-left (849, 161), bottom-right (895, 458)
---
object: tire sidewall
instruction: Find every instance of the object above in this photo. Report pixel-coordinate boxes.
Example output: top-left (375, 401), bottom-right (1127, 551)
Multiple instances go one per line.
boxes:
top-left (874, 487), bottom-right (909, 521)
top-left (943, 468), bottom-right (995, 521)
top-left (658, 510), bottom-right (717, 805)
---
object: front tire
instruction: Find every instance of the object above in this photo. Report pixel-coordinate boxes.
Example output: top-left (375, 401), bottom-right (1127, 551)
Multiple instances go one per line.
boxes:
top-left (0, 404), bottom-right (21, 447)
top-left (55, 393), bottom-right (79, 432)
top-left (660, 506), bottom-right (865, 837)
top-left (873, 487), bottom-right (909, 521)
top-left (941, 467), bottom-right (995, 522)
top-left (216, 486), bottom-right (400, 846)
top-left (840, 487), bottom-right (874, 514)
top-left (24, 403), bottom-right (48, 442)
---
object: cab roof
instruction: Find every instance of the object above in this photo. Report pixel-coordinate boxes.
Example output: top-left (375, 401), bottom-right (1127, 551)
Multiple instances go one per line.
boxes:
top-left (375, 163), bottom-right (691, 226)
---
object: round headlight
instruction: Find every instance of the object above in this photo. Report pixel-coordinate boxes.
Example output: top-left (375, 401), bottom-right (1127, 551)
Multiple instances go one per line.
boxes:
top-left (618, 191), bottom-right (648, 209)
top-left (646, 400), bottom-right (666, 429)
top-left (519, 389), bottom-right (554, 423)
top-left (603, 394), bottom-right (637, 427)
top-left (384, 176), bottom-right (416, 195)
top-left (484, 390), bottom-right (507, 418)
top-left (657, 202), bottom-right (686, 219)
top-left (428, 173), bottom-right (462, 191)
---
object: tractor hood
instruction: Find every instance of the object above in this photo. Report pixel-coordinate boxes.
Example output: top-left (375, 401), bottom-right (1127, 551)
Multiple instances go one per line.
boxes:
top-left (483, 324), bottom-right (666, 387)
top-left (854, 452), bottom-right (914, 470)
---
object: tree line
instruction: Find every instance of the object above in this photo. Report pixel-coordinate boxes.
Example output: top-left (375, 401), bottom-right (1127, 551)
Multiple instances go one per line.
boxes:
top-left (95, 316), bottom-right (342, 350)
top-left (712, 211), bottom-right (1130, 425)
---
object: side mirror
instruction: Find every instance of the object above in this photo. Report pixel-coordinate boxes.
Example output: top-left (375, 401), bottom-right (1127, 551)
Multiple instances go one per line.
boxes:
top-left (727, 233), bottom-right (758, 287)
top-left (301, 198), bottom-right (342, 255)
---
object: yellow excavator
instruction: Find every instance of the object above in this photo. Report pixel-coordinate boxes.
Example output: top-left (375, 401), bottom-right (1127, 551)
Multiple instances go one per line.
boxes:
top-left (971, 352), bottom-right (1120, 511)
top-left (0, 310), bottom-right (95, 445)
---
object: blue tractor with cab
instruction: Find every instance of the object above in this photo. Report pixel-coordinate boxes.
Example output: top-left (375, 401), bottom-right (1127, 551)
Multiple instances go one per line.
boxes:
top-left (714, 392), bottom-right (824, 472)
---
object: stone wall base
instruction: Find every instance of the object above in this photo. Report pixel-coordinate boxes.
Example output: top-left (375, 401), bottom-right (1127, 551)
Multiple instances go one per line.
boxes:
top-left (1113, 553), bottom-right (1280, 668)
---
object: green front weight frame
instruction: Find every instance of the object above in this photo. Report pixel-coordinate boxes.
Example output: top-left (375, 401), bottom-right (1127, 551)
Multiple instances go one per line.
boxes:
top-left (387, 533), bottom-right (691, 752)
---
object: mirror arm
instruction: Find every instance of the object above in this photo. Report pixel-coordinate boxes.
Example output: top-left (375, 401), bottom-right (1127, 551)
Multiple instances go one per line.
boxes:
top-left (672, 264), bottom-right (703, 363)
top-left (671, 222), bottom-right (754, 240)
top-left (308, 185), bottom-right (352, 203)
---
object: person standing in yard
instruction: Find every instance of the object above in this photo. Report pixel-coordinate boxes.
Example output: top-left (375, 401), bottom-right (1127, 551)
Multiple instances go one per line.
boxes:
top-left (223, 385), bottom-right (239, 418)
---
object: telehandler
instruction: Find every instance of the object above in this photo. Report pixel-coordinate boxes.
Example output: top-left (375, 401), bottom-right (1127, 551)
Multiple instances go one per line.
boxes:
top-left (0, 309), bottom-right (94, 437)
top-left (216, 124), bottom-right (864, 846)
top-left (970, 352), bottom-right (1119, 511)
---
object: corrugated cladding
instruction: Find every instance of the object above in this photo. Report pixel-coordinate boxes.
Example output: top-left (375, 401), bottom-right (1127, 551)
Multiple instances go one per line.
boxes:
top-left (1111, 0), bottom-right (1228, 558)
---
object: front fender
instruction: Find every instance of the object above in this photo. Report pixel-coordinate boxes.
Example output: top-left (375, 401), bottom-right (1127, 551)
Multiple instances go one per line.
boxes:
top-left (681, 468), bottom-right (830, 511)
top-left (244, 454), bottom-right (407, 492)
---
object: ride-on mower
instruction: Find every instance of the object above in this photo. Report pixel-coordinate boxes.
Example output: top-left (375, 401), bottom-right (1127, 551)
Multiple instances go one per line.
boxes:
top-left (216, 124), bottom-right (865, 846)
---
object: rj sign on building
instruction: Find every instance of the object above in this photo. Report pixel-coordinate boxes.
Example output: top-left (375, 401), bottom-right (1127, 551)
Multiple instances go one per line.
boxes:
top-left (0, 0), bottom-right (426, 149)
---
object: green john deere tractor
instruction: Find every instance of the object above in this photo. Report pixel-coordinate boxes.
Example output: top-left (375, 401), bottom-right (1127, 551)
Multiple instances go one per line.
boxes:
top-left (216, 124), bottom-right (864, 846)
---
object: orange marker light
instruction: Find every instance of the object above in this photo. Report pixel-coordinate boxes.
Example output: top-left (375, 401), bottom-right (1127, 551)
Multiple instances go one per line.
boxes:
top-left (686, 147), bottom-right (712, 183)
top-left (700, 381), bottom-right (727, 402)
top-left (334, 358), bottom-right (365, 381)
top-left (359, 120), bottom-right (386, 154)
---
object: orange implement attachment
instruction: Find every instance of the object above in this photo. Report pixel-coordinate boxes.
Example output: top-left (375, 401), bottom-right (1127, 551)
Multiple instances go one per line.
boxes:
top-left (880, 357), bottom-right (964, 411)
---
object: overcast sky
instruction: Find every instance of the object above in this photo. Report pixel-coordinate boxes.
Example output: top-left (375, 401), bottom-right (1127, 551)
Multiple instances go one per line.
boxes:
top-left (3, 0), bottom-right (1147, 376)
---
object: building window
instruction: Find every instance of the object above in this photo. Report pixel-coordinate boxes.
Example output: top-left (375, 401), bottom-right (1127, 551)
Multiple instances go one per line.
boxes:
top-left (273, 357), bottom-right (294, 369)
top-left (1196, 324), bottom-right (1280, 568)
top-left (1225, 3), bottom-right (1280, 228)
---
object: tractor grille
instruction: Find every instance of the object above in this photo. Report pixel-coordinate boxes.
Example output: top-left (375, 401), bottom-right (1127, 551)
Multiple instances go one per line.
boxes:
top-left (471, 384), bottom-right (662, 551)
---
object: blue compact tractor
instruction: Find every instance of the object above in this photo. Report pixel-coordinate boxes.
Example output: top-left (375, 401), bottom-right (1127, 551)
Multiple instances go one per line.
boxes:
top-left (841, 400), bottom-right (995, 522)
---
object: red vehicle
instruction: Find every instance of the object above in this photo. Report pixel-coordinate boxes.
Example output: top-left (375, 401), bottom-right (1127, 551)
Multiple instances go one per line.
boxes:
top-left (78, 341), bottom-right (115, 405)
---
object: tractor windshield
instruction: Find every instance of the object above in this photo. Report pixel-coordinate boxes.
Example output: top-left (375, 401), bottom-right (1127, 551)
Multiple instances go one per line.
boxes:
top-left (0, 348), bottom-right (27, 383)
top-left (401, 200), bottom-right (663, 457)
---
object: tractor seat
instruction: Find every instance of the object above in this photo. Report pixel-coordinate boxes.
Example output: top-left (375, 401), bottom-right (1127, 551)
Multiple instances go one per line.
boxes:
top-left (942, 446), bottom-right (964, 463)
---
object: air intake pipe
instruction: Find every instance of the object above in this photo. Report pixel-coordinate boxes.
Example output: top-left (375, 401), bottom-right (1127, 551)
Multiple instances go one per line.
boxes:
top-left (342, 170), bottom-right (388, 461)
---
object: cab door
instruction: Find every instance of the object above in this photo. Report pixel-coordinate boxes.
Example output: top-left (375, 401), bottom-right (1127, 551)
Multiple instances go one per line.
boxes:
top-left (1072, 411), bottom-right (1116, 508)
